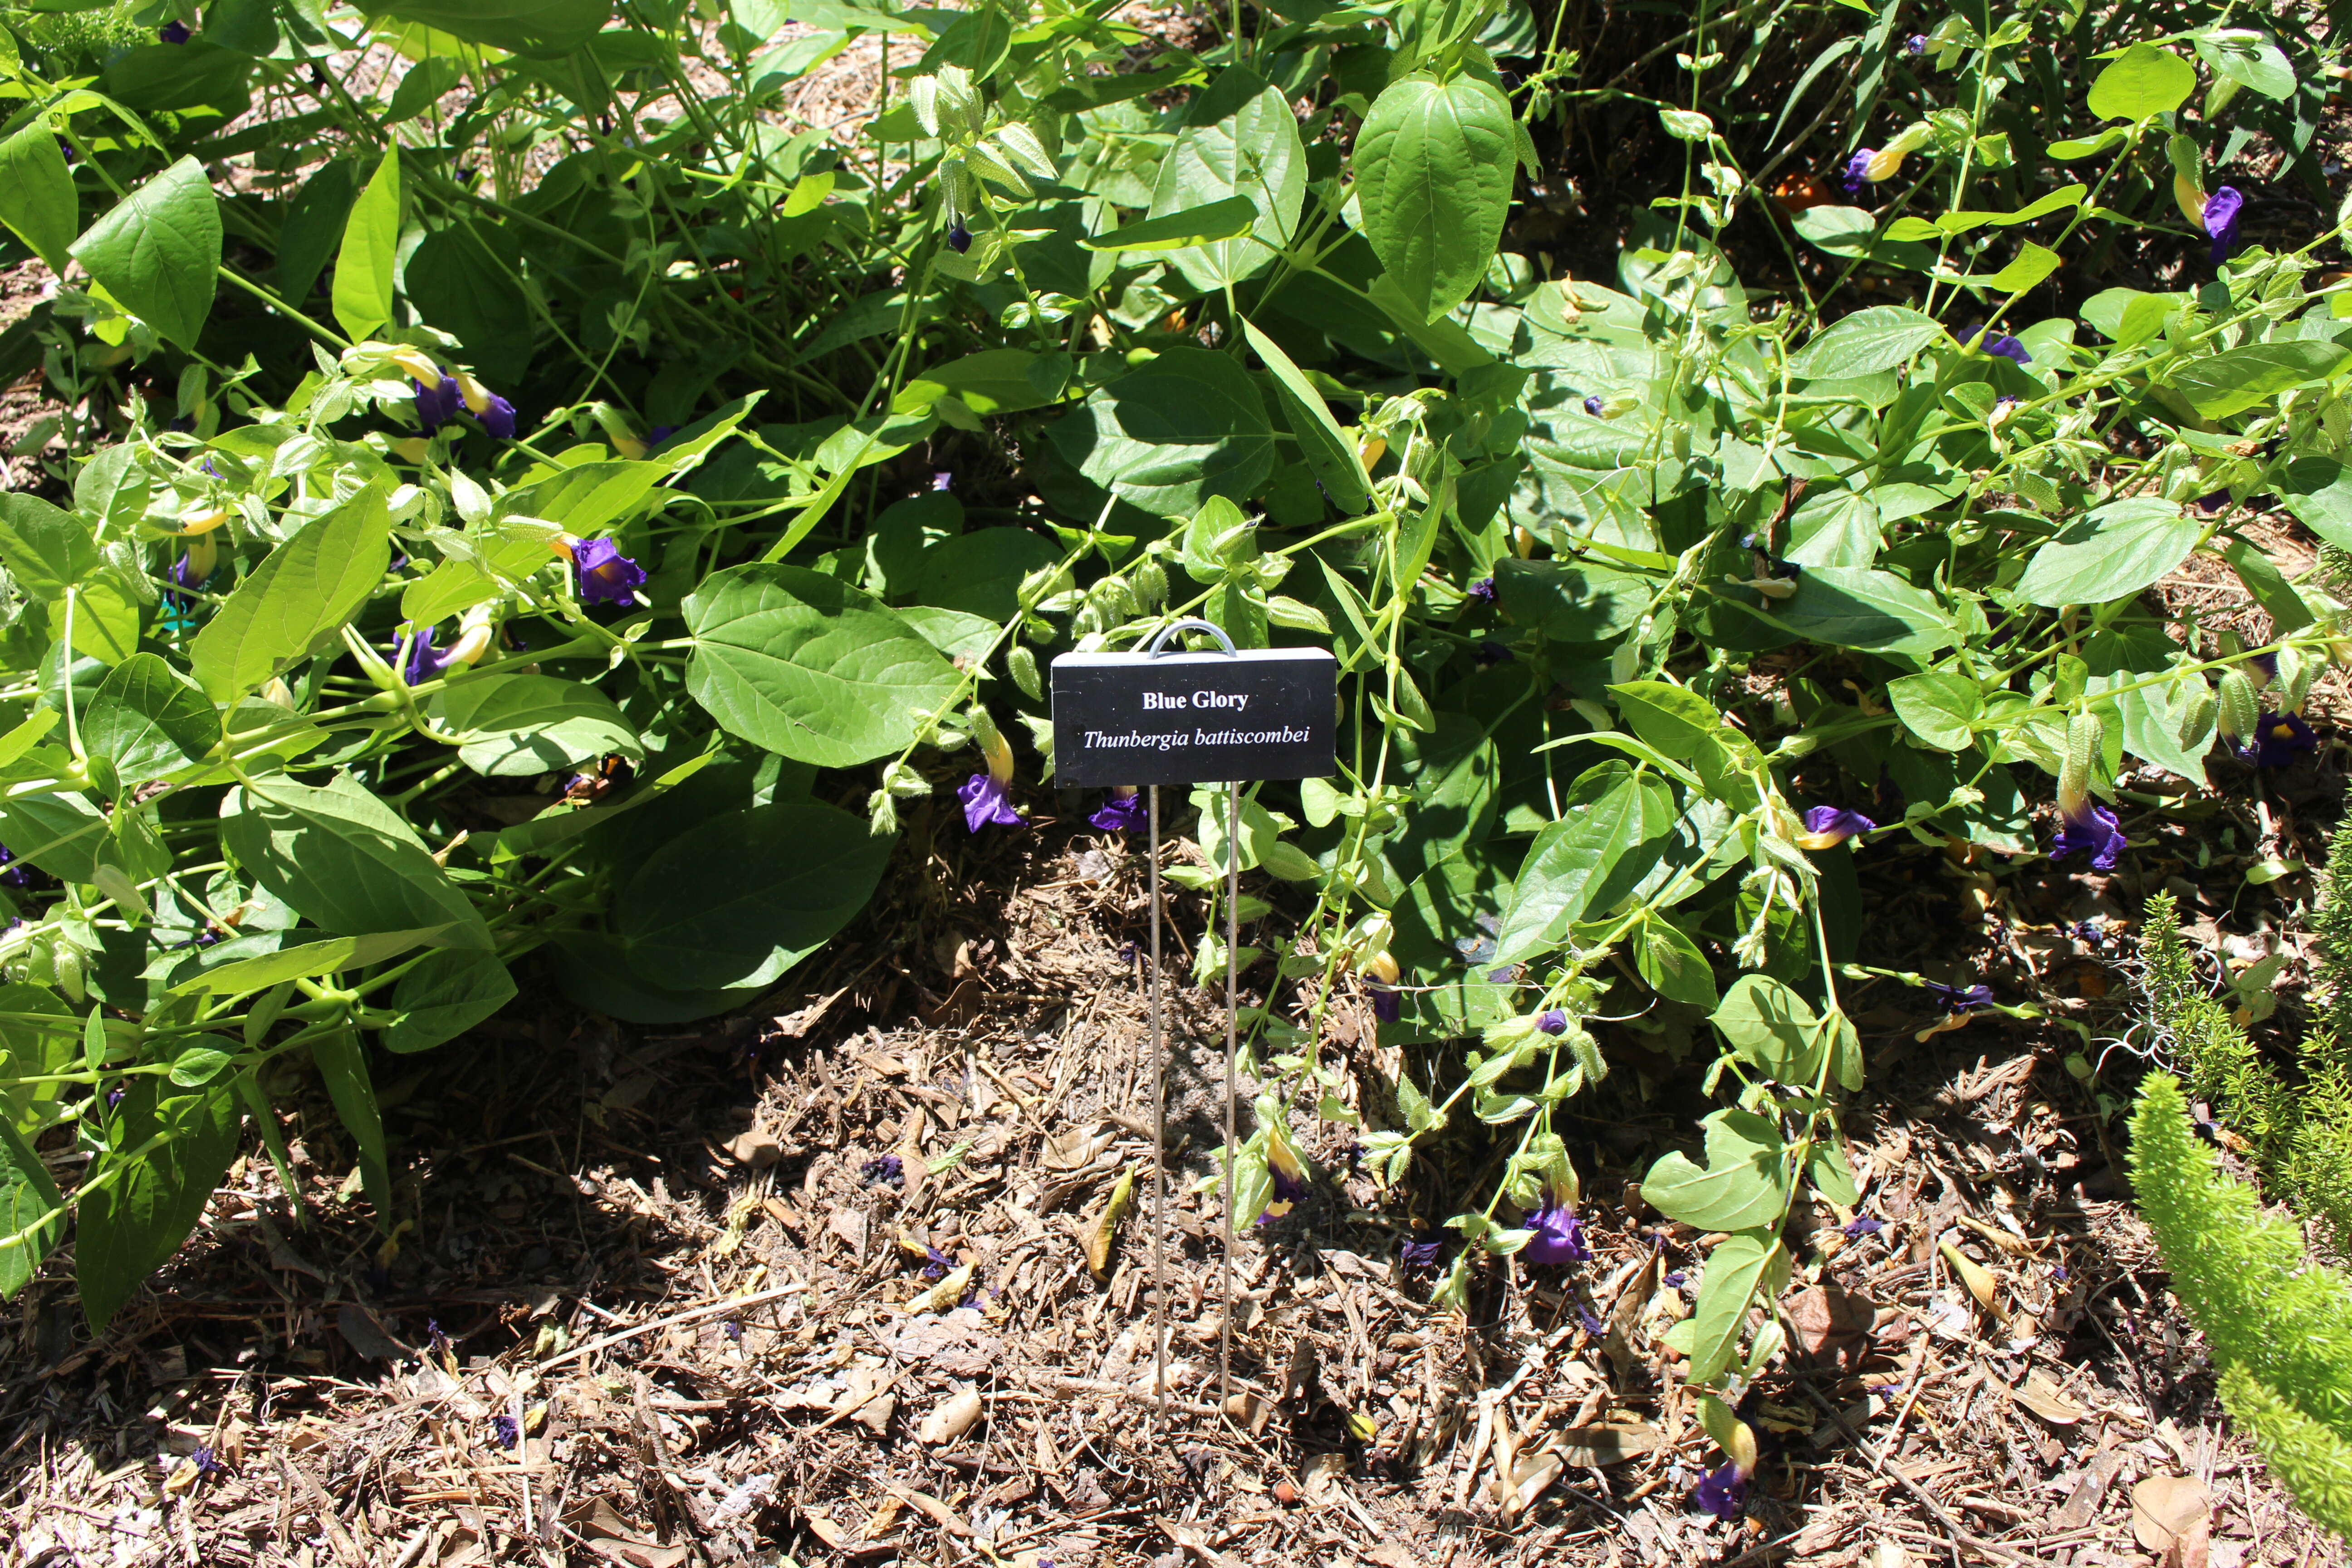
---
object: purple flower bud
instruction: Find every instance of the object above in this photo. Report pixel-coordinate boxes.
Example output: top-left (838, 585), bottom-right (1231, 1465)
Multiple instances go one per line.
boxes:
top-left (1797, 805), bottom-right (1875, 848)
top-left (946, 221), bottom-right (972, 254)
top-left (957, 771), bottom-right (1021, 832)
top-left (1980, 333), bottom-right (2031, 364)
top-left (1535, 1009), bottom-right (1568, 1035)
top-left (1905, 33), bottom-right (1928, 54)
top-left (1369, 987), bottom-right (1401, 1023)
top-left (1467, 577), bottom-right (1497, 603)
top-left (158, 19), bottom-right (191, 43)
top-left (476, 392), bottom-right (516, 441)
top-left (2203, 186), bottom-right (2245, 265)
top-left (1583, 394), bottom-right (1605, 416)
top-left (570, 537), bottom-right (646, 606)
top-left (491, 1414), bottom-right (519, 1450)
top-left (1842, 150), bottom-right (1873, 196)
top-left (413, 372), bottom-right (461, 429)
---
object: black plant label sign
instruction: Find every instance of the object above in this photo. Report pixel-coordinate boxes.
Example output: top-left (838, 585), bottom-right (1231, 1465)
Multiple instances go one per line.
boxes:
top-left (1050, 648), bottom-right (1338, 786)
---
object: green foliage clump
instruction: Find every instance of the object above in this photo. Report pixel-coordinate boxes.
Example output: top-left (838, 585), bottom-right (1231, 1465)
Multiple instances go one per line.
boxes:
top-left (2131, 1075), bottom-right (2352, 1541)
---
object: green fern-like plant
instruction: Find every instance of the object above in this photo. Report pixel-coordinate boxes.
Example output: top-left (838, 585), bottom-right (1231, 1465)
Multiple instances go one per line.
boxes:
top-left (2131, 1075), bottom-right (2352, 1540)
top-left (2141, 890), bottom-right (2294, 1161)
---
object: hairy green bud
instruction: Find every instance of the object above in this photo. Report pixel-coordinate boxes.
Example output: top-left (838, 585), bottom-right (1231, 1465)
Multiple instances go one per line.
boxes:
top-left (1008, 644), bottom-right (1042, 700)
top-left (2058, 710), bottom-right (2101, 815)
top-left (2218, 669), bottom-right (2260, 743)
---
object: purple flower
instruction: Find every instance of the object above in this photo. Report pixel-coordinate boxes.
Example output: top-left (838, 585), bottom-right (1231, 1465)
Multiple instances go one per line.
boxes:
top-left (1089, 790), bottom-right (1146, 833)
top-left (1535, 1009), bottom-right (1568, 1035)
top-left (1981, 333), bottom-right (2030, 364)
top-left (1270, 1165), bottom-right (1309, 1208)
top-left (2196, 489), bottom-right (2234, 515)
top-left (932, 471), bottom-right (954, 492)
top-left (2252, 711), bottom-right (2318, 768)
top-left (958, 771), bottom-right (1021, 832)
top-left (861, 1155), bottom-right (903, 1186)
top-left (1522, 1202), bottom-right (1589, 1265)
top-left (1905, 33), bottom-right (1927, 54)
top-left (413, 372), bottom-right (461, 429)
top-left (1370, 987), bottom-right (1401, 1023)
top-left (946, 221), bottom-right (972, 254)
top-left (491, 1414), bottom-right (519, 1450)
top-left (1474, 641), bottom-right (1511, 665)
top-left (191, 1446), bottom-right (220, 1475)
top-left (648, 425), bottom-right (677, 445)
top-left (1663, 1270), bottom-right (1687, 1287)
top-left (1467, 578), bottom-right (1497, 603)
top-left (1583, 394), bottom-right (1605, 416)
top-left (401, 626), bottom-right (441, 686)
top-left (1797, 806), bottom-right (1875, 848)
top-left (2051, 799), bottom-right (2125, 870)
top-left (722, 1318), bottom-right (742, 1343)
top-left (919, 1245), bottom-right (953, 1280)
top-left (1843, 150), bottom-right (1873, 195)
top-left (1694, 1460), bottom-right (1747, 1520)
top-left (158, 19), bottom-right (191, 42)
top-left (1919, 980), bottom-right (1994, 1014)
top-left (1575, 1303), bottom-right (1606, 1333)
top-left (2204, 186), bottom-right (2244, 265)
top-left (1842, 1216), bottom-right (1885, 1239)
top-left (570, 537), bottom-right (646, 606)
top-left (1399, 1239), bottom-right (1443, 1270)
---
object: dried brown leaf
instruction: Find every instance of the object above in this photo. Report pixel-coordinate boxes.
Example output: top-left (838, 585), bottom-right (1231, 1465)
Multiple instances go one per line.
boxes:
top-left (1553, 1421), bottom-right (1661, 1467)
top-left (916, 1384), bottom-right (983, 1446)
top-left (2132, 1475), bottom-right (2211, 1551)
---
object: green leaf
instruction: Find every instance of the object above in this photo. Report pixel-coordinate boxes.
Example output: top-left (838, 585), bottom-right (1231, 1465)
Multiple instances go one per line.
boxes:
top-left (62, 573), bottom-right (141, 666)
top-left (684, 563), bottom-right (961, 767)
top-left (1639, 1107), bottom-right (1790, 1231)
top-left (1240, 318), bottom-right (1371, 514)
top-left (0, 791), bottom-right (107, 883)
top-left (166, 1037), bottom-right (236, 1088)
top-left (1766, 567), bottom-right (1955, 657)
top-left (1887, 670), bottom-right (1982, 750)
top-left (0, 1116), bottom-right (63, 1298)
top-left (2223, 537), bottom-right (2315, 636)
top-left (1144, 69), bottom-right (1305, 292)
top-left (1053, 346), bottom-right (1275, 518)
top-left (2278, 456), bottom-right (2352, 552)
top-left (1686, 1232), bottom-right (1788, 1383)
top-left (1784, 488), bottom-right (1882, 569)
top-left (221, 773), bottom-right (493, 947)
top-left (1492, 556), bottom-right (1651, 643)
top-left (1710, 973), bottom-right (1826, 1083)
top-left (171, 926), bottom-right (453, 995)
top-left (364, 0), bottom-right (610, 55)
top-left (2168, 342), bottom-right (2352, 420)
top-left (76, 1078), bottom-right (240, 1329)
top-left (892, 348), bottom-right (1056, 416)
top-left (274, 161), bottom-right (358, 311)
top-left (2087, 42), bottom-right (2198, 121)
top-left (617, 800), bottom-right (892, 989)
top-left (1494, 766), bottom-right (1676, 964)
top-left (1984, 240), bottom-right (2061, 294)
top-left (2016, 497), bottom-right (2198, 608)
top-left (1788, 305), bottom-right (1939, 379)
top-left (384, 949), bottom-right (516, 1053)
top-left (310, 1028), bottom-right (389, 1215)
top-left (0, 119), bottom-right (78, 273)
top-left (330, 144), bottom-right (400, 343)
top-left (433, 672), bottom-right (642, 778)
top-left (1081, 194), bottom-right (1259, 251)
top-left (1808, 1142), bottom-right (1860, 1205)
top-left (71, 157), bottom-right (221, 351)
top-left (1635, 913), bottom-right (1718, 1007)
top-left (83, 653), bottom-right (220, 796)
top-left (1354, 73), bottom-right (1515, 322)
top-left (190, 486), bottom-right (390, 701)
top-left (0, 493), bottom-right (97, 599)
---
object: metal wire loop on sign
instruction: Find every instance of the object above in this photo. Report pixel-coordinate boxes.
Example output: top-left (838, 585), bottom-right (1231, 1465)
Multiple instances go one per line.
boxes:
top-left (1141, 617), bottom-right (1240, 1419)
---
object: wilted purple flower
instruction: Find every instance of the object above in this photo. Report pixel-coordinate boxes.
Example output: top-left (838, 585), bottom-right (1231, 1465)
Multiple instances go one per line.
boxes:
top-left (1797, 805), bottom-right (1875, 848)
top-left (1918, 980), bottom-right (1994, 1013)
top-left (491, 1414), bottom-right (519, 1450)
top-left (1467, 578), bottom-right (1497, 603)
top-left (413, 372), bottom-right (461, 429)
top-left (722, 1318), bottom-right (743, 1343)
top-left (1663, 1270), bottom-right (1687, 1288)
top-left (946, 221), bottom-right (972, 254)
top-left (1369, 987), bottom-right (1401, 1023)
top-left (1399, 1239), bottom-right (1443, 1270)
top-left (1522, 1202), bottom-right (1589, 1264)
top-left (2204, 186), bottom-right (2245, 265)
top-left (2252, 711), bottom-right (2318, 768)
top-left (159, 19), bottom-right (191, 42)
top-left (107, 1086), bottom-right (124, 1107)
top-left (1842, 1216), bottom-right (1885, 1239)
top-left (2051, 798), bottom-right (2125, 869)
top-left (1842, 150), bottom-right (1873, 195)
top-left (571, 537), bottom-right (646, 606)
top-left (1089, 789), bottom-right (1146, 833)
top-left (401, 626), bottom-right (442, 686)
top-left (1575, 1303), bottom-right (1606, 1333)
top-left (1535, 1009), bottom-right (1569, 1035)
top-left (919, 1245), bottom-right (953, 1281)
top-left (958, 772), bottom-right (1021, 832)
top-left (427, 1319), bottom-right (451, 1353)
top-left (1694, 1460), bottom-right (1747, 1520)
top-left (861, 1155), bottom-right (903, 1186)
top-left (191, 1445), bottom-right (221, 1475)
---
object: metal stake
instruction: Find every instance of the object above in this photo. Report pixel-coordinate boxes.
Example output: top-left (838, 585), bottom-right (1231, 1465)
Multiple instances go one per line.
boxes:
top-left (1147, 783), bottom-right (1166, 1418)
top-left (1219, 778), bottom-right (1238, 1408)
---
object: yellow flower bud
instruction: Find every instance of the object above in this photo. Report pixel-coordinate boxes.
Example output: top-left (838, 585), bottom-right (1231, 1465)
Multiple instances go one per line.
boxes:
top-left (390, 437), bottom-right (430, 464)
top-left (1364, 949), bottom-right (1400, 985)
top-left (1357, 435), bottom-right (1387, 470)
top-left (184, 530), bottom-right (218, 582)
top-left (261, 677), bottom-right (296, 710)
top-left (179, 507), bottom-right (230, 535)
top-left (981, 727), bottom-right (1014, 786)
top-left (454, 371), bottom-right (494, 417)
top-left (611, 435), bottom-right (648, 461)
top-left (386, 346), bottom-right (442, 386)
top-left (2173, 172), bottom-right (2207, 229)
top-left (442, 623), bottom-right (493, 668)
